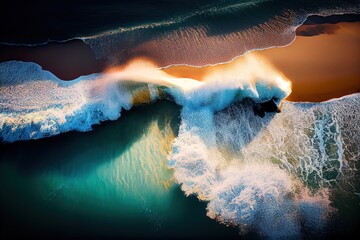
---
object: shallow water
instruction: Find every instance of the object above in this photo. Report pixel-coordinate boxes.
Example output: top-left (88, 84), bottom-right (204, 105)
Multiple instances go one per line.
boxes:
top-left (0, 1), bottom-right (359, 239)
top-left (1, 98), bottom-right (359, 238)
top-left (0, 101), bottom-right (242, 239)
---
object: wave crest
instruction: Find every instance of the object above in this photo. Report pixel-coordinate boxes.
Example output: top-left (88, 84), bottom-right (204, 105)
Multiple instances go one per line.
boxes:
top-left (0, 54), bottom-right (290, 142)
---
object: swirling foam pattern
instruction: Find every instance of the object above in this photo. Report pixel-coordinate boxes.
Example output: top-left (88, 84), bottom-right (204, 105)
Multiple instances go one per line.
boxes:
top-left (1, 58), bottom-right (359, 238)
top-left (0, 61), bottom-right (141, 141)
top-left (0, 55), bottom-right (290, 142)
top-left (169, 94), bottom-right (359, 238)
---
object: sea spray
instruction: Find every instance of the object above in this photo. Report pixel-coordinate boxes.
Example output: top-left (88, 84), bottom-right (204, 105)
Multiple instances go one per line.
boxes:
top-left (1, 55), bottom-right (359, 238)
top-left (0, 54), bottom-right (290, 142)
top-left (169, 93), bottom-right (360, 238)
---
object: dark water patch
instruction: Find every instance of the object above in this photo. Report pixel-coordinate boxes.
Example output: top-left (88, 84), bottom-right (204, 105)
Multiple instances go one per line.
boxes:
top-left (324, 169), bottom-right (360, 239)
top-left (296, 13), bottom-right (360, 37)
top-left (0, 183), bottom-right (240, 239)
top-left (0, 0), bottom-right (218, 44)
top-left (296, 24), bottom-right (340, 37)
top-left (303, 13), bottom-right (360, 25)
top-left (1, 1), bottom-right (358, 68)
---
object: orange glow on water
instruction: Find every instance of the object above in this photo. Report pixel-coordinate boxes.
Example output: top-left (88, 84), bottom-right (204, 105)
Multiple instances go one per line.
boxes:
top-left (103, 53), bottom-right (291, 98)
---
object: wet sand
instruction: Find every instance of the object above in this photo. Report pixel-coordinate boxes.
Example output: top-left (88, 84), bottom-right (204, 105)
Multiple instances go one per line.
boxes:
top-left (1, 20), bottom-right (359, 102)
top-left (0, 40), bottom-right (107, 80)
top-left (259, 22), bottom-right (360, 102)
top-left (165, 22), bottom-right (360, 102)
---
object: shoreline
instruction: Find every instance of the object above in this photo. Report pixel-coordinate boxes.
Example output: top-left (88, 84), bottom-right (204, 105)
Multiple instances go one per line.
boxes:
top-left (260, 21), bottom-right (360, 102)
top-left (165, 21), bottom-right (360, 102)
top-left (1, 18), bottom-right (359, 102)
top-left (0, 40), bottom-right (107, 80)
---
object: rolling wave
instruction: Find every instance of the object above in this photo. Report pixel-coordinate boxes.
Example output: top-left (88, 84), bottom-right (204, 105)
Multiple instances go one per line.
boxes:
top-left (0, 58), bottom-right (359, 238)
top-left (0, 54), bottom-right (290, 142)
top-left (1, 1), bottom-right (359, 238)
top-left (0, 61), bottom-right (150, 142)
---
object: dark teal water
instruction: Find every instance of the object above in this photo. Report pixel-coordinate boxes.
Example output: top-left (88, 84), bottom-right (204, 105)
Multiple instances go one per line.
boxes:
top-left (1, 0), bottom-right (358, 44)
top-left (0, 101), bottom-right (240, 239)
top-left (0, 100), bottom-right (359, 239)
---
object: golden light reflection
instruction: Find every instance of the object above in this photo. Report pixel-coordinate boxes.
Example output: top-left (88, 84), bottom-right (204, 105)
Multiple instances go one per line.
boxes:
top-left (104, 22), bottom-right (360, 103)
top-left (103, 53), bottom-right (292, 100)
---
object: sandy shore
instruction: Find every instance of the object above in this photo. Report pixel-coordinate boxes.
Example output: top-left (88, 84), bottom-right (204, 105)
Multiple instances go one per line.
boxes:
top-left (259, 22), bottom-right (360, 102)
top-left (0, 40), bottom-right (107, 80)
top-left (165, 22), bottom-right (360, 102)
top-left (1, 21), bottom-right (359, 102)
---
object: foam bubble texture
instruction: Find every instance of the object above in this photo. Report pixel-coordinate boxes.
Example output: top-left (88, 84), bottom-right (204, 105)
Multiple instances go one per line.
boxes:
top-left (1, 59), bottom-right (359, 238)
top-left (0, 56), bottom-right (291, 142)
top-left (169, 94), bottom-right (359, 238)
top-left (0, 61), bottom-right (150, 142)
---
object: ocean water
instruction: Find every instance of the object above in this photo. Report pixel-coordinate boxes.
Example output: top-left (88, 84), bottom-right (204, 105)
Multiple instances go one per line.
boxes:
top-left (2, 1), bottom-right (359, 67)
top-left (81, 0), bottom-right (360, 67)
top-left (0, 0), bottom-right (359, 239)
top-left (170, 95), bottom-right (360, 238)
top-left (1, 97), bottom-right (359, 239)
top-left (0, 56), bottom-right (291, 142)
top-left (0, 101), bottom-right (240, 239)
top-left (1, 58), bottom-right (359, 238)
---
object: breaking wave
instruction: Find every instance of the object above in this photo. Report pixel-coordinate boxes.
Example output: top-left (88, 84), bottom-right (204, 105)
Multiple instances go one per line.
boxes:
top-left (0, 54), bottom-right (290, 142)
top-left (0, 61), bottom-right (163, 142)
top-left (169, 94), bottom-right (360, 238)
top-left (1, 55), bottom-right (359, 238)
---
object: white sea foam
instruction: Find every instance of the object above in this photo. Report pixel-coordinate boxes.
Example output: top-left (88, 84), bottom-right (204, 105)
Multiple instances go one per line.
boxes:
top-left (0, 55), bottom-right (290, 142)
top-left (1, 58), bottom-right (359, 238)
top-left (0, 61), bottom-right (134, 141)
top-left (169, 93), bottom-right (360, 238)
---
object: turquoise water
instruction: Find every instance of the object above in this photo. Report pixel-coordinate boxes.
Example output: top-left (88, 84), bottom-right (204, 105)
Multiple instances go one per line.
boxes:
top-left (1, 99), bottom-right (360, 239)
top-left (0, 101), bottom-right (240, 239)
